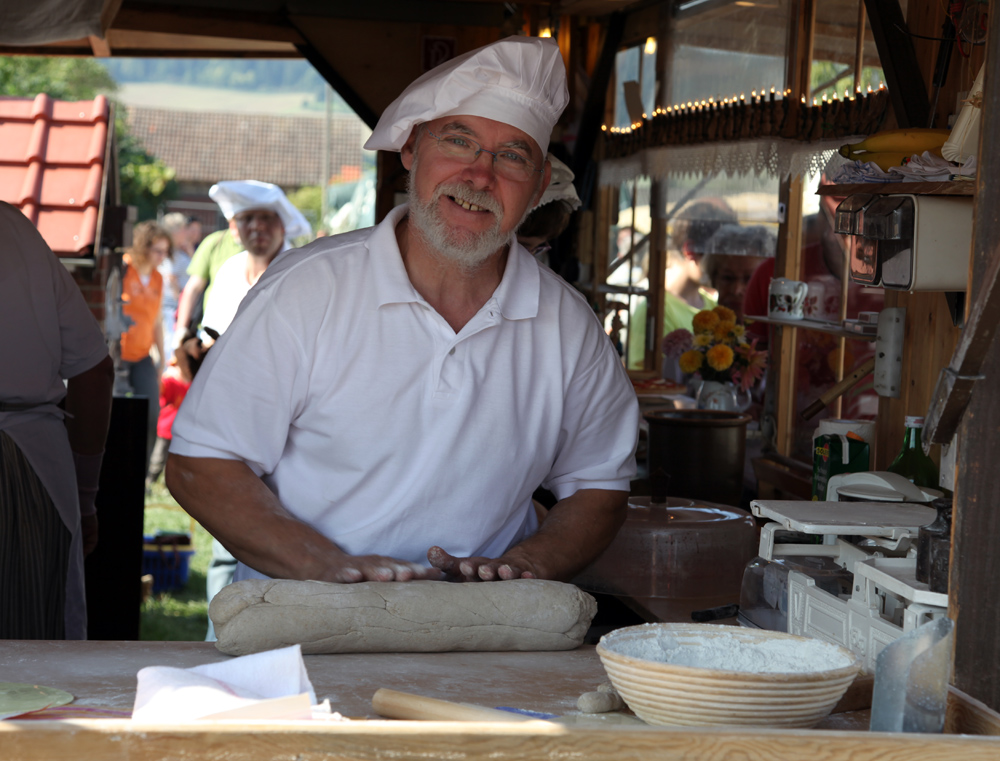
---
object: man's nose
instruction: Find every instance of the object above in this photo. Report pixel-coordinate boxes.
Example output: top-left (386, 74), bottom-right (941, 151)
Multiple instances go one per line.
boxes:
top-left (461, 150), bottom-right (498, 185)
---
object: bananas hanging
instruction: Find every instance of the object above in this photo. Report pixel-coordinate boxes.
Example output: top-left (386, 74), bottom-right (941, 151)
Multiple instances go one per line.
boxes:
top-left (839, 128), bottom-right (951, 172)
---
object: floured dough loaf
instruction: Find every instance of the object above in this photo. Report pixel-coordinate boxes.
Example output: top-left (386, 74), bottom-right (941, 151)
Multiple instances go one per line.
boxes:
top-left (211, 578), bottom-right (597, 656)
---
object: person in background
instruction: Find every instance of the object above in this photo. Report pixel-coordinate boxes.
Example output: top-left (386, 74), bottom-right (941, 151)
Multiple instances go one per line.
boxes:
top-left (0, 201), bottom-right (114, 639)
top-left (121, 220), bottom-right (170, 475)
top-left (173, 217), bottom-right (243, 350)
top-left (701, 223), bottom-right (775, 323)
top-left (515, 154), bottom-right (580, 270)
top-left (158, 213), bottom-right (200, 358)
top-left (198, 181), bottom-right (311, 338)
top-left (145, 356), bottom-right (192, 494)
top-left (166, 36), bottom-right (638, 593)
top-left (627, 199), bottom-right (736, 370)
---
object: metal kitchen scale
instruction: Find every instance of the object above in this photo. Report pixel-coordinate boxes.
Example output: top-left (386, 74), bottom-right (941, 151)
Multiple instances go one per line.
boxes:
top-left (739, 500), bottom-right (949, 673)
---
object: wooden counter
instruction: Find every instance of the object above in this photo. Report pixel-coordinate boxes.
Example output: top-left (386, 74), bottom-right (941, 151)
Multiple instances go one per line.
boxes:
top-left (2, 640), bottom-right (1000, 761)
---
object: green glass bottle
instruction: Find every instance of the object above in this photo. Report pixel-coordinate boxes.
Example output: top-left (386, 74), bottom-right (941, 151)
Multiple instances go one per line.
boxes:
top-left (887, 416), bottom-right (939, 488)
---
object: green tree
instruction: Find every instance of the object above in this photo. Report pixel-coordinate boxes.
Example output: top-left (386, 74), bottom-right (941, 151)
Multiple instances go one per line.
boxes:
top-left (0, 55), bottom-right (117, 100)
top-left (286, 185), bottom-right (321, 234)
top-left (117, 111), bottom-right (178, 221)
top-left (0, 55), bottom-right (178, 221)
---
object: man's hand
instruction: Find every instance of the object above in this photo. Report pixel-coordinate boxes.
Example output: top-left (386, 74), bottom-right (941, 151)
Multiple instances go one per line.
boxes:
top-left (427, 546), bottom-right (538, 582)
top-left (81, 514), bottom-right (99, 556)
top-left (328, 553), bottom-right (442, 583)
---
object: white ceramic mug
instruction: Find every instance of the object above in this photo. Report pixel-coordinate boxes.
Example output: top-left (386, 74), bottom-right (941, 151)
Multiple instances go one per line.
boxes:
top-left (768, 277), bottom-right (809, 320)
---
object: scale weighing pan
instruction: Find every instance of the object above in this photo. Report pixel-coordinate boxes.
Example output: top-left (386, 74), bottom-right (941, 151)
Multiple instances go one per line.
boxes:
top-left (750, 500), bottom-right (936, 540)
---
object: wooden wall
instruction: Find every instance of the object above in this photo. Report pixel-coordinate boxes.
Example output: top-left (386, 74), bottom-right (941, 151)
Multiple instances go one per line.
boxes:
top-left (872, 2), bottom-right (983, 468)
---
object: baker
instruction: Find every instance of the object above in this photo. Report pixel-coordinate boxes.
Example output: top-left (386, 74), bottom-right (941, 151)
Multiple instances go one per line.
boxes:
top-left (166, 36), bottom-right (639, 588)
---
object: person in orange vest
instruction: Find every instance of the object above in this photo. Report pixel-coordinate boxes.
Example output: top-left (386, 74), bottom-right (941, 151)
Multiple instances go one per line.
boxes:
top-left (120, 220), bottom-right (171, 474)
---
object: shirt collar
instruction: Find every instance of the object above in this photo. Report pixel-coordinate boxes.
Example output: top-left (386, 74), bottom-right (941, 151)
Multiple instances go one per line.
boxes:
top-left (368, 204), bottom-right (540, 320)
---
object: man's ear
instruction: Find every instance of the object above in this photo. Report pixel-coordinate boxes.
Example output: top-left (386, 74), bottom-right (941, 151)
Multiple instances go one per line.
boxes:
top-left (531, 159), bottom-right (552, 208)
top-left (400, 128), bottom-right (419, 171)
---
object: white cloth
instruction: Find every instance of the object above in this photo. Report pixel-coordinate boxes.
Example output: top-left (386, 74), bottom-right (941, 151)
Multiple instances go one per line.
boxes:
top-left (171, 204), bottom-right (639, 578)
top-left (537, 154), bottom-right (580, 210)
top-left (0, 0), bottom-right (103, 45)
top-left (0, 201), bottom-right (110, 638)
top-left (199, 251), bottom-right (251, 336)
top-left (888, 152), bottom-right (976, 182)
top-left (209, 180), bottom-right (311, 240)
top-left (132, 645), bottom-right (338, 722)
top-left (365, 36), bottom-right (568, 155)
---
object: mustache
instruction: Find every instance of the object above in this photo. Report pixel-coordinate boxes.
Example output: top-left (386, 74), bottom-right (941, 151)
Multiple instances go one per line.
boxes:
top-left (435, 183), bottom-right (502, 217)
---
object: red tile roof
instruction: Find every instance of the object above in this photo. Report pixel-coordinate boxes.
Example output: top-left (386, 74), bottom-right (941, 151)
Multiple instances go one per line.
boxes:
top-left (124, 106), bottom-right (368, 190)
top-left (0, 94), bottom-right (111, 256)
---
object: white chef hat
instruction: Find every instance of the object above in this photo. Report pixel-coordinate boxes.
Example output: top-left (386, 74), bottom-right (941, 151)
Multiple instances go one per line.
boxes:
top-left (209, 180), bottom-right (312, 240)
top-left (364, 36), bottom-right (569, 156)
top-left (536, 154), bottom-right (580, 210)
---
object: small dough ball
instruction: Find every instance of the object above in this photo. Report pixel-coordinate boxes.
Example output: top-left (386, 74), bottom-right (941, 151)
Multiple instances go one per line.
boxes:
top-left (597, 681), bottom-right (620, 695)
top-left (577, 690), bottom-right (625, 713)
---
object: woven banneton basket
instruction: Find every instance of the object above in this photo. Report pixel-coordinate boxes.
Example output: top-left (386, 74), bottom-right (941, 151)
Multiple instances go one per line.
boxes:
top-left (597, 623), bottom-right (861, 728)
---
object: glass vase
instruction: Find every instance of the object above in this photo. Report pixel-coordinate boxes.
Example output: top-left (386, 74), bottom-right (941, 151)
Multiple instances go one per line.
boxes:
top-left (696, 380), bottom-right (751, 412)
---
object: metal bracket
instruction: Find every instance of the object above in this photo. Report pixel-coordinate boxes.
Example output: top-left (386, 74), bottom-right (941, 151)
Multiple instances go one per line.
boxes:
top-left (874, 307), bottom-right (906, 397)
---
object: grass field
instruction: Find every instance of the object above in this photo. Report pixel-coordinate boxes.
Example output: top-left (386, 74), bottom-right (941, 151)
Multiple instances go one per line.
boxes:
top-left (142, 481), bottom-right (213, 641)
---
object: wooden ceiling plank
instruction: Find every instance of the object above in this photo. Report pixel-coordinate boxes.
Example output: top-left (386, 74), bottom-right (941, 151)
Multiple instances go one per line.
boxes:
top-left (112, 6), bottom-right (304, 44)
top-left (104, 29), bottom-right (298, 55)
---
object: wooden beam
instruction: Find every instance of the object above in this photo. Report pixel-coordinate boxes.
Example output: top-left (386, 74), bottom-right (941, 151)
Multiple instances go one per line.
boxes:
top-left (5, 717), bottom-right (1000, 761)
top-left (100, 0), bottom-right (124, 35)
top-left (862, 0), bottom-right (930, 127)
top-left (571, 10), bottom-right (626, 205)
top-left (294, 39), bottom-right (380, 129)
top-left (769, 0), bottom-right (814, 457)
top-left (947, 0), bottom-right (1000, 714)
top-left (112, 6), bottom-right (304, 43)
top-left (88, 35), bottom-right (111, 57)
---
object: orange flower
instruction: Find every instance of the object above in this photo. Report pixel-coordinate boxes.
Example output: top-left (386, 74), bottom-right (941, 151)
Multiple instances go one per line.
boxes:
top-left (692, 310), bottom-right (720, 332)
top-left (706, 344), bottom-right (735, 371)
top-left (713, 305), bottom-right (737, 323)
top-left (679, 349), bottom-right (704, 374)
top-left (713, 320), bottom-right (736, 341)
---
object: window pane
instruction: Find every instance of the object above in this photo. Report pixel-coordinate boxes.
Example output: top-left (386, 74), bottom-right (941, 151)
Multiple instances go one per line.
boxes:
top-left (668, 2), bottom-right (791, 106)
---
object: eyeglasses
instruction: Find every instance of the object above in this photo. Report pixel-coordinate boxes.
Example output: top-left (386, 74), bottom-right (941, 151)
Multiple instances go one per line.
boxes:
top-left (426, 130), bottom-right (542, 182)
top-left (529, 242), bottom-right (552, 257)
top-left (234, 211), bottom-right (281, 227)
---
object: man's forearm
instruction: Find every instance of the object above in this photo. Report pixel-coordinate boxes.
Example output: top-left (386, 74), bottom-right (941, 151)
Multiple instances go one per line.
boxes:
top-left (65, 355), bottom-right (114, 455)
top-left (503, 488), bottom-right (627, 581)
top-left (165, 453), bottom-right (346, 580)
top-left (174, 276), bottom-right (207, 341)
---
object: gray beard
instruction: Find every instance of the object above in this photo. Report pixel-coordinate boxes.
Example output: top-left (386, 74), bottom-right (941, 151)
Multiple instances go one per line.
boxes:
top-left (406, 151), bottom-right (534, 270)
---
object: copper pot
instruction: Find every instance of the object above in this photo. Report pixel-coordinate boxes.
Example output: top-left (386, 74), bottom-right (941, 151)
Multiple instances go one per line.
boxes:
top-left (575, 496), bottom-right (758, 623)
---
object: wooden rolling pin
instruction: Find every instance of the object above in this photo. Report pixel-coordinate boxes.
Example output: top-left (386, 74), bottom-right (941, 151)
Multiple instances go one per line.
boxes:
top-left (801, 356), bottom-right (876, 420)
top-left (371, 688), bottom-right (538, 722)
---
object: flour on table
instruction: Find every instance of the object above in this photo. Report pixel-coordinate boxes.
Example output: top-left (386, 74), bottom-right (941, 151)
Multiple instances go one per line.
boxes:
top-left (604, 630), bottom-right (853, 673)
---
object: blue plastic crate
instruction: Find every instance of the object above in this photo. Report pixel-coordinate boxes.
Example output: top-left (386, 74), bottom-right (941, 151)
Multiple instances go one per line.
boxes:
top-left (142, 533), bottom-right (195, 594)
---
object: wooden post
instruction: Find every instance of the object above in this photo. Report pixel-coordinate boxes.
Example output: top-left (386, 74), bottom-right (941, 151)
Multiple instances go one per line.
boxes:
top-left (770, 0), bottom-right (814, 456)
top-left (950, 0), bottom-right (1000, 714)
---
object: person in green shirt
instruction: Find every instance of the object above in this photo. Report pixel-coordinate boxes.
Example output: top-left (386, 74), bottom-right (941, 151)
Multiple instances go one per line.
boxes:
top-left (173, 219), bottom-right (244, 343)
top-left (627, 199), bottom-right (735, 370)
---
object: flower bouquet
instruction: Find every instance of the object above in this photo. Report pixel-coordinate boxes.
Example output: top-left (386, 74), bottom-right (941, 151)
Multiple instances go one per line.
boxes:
top-left (662, 306), bottom-right (768, 394)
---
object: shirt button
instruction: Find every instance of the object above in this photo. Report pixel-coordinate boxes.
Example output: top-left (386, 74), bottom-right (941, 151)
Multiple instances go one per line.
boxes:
top-left (448, 347), bottom-right (456, 355)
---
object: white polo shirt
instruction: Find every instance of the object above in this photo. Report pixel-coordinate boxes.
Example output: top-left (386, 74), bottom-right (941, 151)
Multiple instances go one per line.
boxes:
top-left (171, 204), bottom-right (639, 573)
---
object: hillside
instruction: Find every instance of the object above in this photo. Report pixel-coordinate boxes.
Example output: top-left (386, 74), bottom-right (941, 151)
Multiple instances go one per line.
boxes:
top-left (100, 58), bottom-right (353, 117)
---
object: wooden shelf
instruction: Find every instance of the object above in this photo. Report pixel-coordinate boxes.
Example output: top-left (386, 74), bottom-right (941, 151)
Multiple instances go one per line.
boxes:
top-left (745, 314), bottom-right (877, 340)
top-left (817, 181), bottom-right (975, 197)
